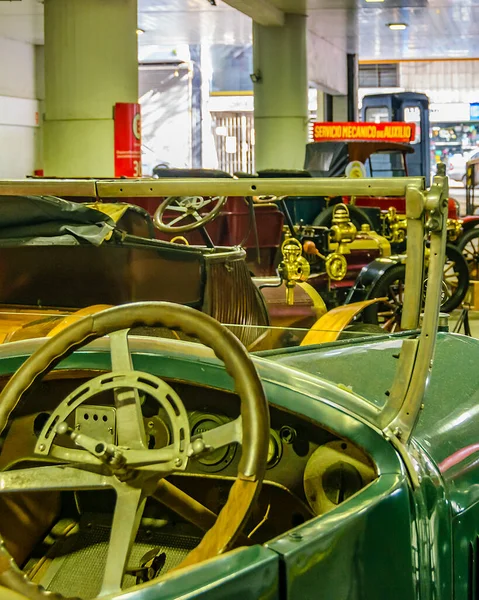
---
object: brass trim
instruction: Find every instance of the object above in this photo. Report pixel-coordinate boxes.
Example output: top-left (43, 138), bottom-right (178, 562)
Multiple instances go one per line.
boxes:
top-left (385, 169), bottom-right (449, 448)
top-left (203, 247), bottom-right (246, 263)
top-left (401, 186), bottom-right (426, 330)
top-left (95, 177), bottom-right (425, 199)
top-left (0, 179), bottom-right (97, 197)
top-left (171, 236), bottom-right (190, 245)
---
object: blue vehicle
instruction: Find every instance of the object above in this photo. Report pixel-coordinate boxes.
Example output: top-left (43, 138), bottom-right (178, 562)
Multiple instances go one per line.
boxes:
top-left (361, 91), bottom-right (431, 186)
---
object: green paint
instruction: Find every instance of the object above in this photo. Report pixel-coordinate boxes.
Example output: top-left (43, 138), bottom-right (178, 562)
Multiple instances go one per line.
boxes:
top-left (2, 331), bottom-right (478, 598)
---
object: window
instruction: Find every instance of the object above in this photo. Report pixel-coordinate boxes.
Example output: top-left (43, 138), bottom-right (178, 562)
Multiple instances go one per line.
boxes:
top-left (307, 151), bottom-right (335, 173)
top-left (359, 63), bottom-right (399, 88)
top-left (404, 106), bottom-right (421, 144)
top-left (364, 106), bottom-right (390, 123)
top-left (366, 151), bottom-right (407, 178)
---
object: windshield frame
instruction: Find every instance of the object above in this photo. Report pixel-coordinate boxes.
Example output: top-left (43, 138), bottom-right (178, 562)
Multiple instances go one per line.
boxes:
top-left (0, 173), bottom-right (449, 445)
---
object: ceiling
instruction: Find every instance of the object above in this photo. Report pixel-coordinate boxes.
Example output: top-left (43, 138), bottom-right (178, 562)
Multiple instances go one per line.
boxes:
top-left (0, 0), bottom-right (42, 45)
top-left (137, 0), bottom-right (479, 60)
top-left (1, 0), bottom-right (479, 61)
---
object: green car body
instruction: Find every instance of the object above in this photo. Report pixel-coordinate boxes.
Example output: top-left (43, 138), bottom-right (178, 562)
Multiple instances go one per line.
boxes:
top-left (0, 328), bottom-right (474, 599)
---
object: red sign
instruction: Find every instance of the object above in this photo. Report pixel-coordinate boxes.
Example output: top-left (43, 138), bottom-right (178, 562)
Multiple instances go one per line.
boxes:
top-left (313, 122), bottom-right (416, 144)
top-left (114, 103), bottom-right (142, 177)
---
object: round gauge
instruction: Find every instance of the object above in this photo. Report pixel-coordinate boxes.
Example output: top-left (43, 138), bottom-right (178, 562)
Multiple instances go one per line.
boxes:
top-left (189, 412), bottom-right (237, 473)
top-left (266, 430), bottom-right (282, 469)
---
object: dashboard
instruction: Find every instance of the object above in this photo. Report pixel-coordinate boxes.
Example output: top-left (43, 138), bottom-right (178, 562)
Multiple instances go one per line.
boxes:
top-left (0, 371), bottom-right (377, 543)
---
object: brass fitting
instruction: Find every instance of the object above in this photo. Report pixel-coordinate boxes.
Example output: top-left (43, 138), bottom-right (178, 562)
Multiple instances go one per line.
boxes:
top-left (385, 206), bottom-right (407, 244)
top-left (446, 218), bottom-right (463, 242)
top-left (356, 223), bottom-right (392, 258)
top-left (325, 253), bottom-right (348, 281)
top-left (171, 235), bottom-right (189, 245)
top-left (278, 237), bottom-right (311, 305)
top-left (329, 204), bottom-right (357, 254)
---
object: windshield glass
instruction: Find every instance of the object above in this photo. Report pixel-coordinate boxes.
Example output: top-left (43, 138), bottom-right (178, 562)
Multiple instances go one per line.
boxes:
top-left (0, 306), bottom-right (402, 420)
top-left (0, 307), bottom-right (393, 351)
top-left (366, 151), bottom-right (406, 177)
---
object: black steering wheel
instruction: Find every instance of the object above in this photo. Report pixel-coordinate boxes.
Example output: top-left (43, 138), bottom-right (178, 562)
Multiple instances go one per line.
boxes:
top-left (0, 302), bottom-right (269, 599)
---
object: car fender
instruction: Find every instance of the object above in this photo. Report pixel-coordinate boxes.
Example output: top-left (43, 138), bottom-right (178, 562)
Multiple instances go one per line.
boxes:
top-left (460, 215), bottom-right (479, 233)
top-left (344, 257), bottom-right (403, 304)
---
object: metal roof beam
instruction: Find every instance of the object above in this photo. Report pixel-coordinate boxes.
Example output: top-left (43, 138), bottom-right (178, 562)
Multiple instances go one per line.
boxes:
top-left (221, 0), bottom-right (284, 26)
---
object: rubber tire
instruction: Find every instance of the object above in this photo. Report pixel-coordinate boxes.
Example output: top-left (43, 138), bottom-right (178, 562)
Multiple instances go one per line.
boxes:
top-left (442, 244), bottom-right (469, 313)
top-left (312, 204), bottom-right (374, 230)
top-left (363, 246), bottom-right (469, 326)
top-left (457, 227), bottom-right (479, 278)
top-left (362, 264), bottom-right (406, 327)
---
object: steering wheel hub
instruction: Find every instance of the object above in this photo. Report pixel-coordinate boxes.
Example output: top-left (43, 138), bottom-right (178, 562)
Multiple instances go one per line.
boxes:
top-left (35, 370), bottom-right (191, 475)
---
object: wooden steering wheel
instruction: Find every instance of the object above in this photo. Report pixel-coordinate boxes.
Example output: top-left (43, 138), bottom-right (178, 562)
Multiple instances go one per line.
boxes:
top-left (154, 196), bottom-right (227, 233)
top-left (0, 302), bottom-right (270, 599)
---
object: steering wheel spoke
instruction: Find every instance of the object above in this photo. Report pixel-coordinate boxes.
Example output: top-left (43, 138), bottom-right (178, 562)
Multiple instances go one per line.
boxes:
top-left (167, 203), bottom-right (188, 213)
top-left (0, 465), bottom-right (110, 493)
top-left (168, 213), bottom-right (191, 227)
top-left (196, 197), bottom-right (213, 208)
top-left (109, 330), bottom-right (146, 450)
top-left (127, 417), bottom-right (242, 472)
top-left (100, 487), bottom-right (146, 596)
top-left (188, 417), bottom-right (242, 459)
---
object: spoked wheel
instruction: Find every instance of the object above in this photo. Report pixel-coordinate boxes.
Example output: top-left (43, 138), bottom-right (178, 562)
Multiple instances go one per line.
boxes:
top-left (440, 244), bottom-right (470, 313)
top-left (363, 264), bottom-right (406, 332)
top-left (364, 245), bottom-right (469, 332)
top-left (458, 228), bottom-right (479, 280)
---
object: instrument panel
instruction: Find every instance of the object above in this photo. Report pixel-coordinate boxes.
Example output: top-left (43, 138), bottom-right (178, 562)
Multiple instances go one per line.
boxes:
top-left (0, 374), bottom-right (377, 529)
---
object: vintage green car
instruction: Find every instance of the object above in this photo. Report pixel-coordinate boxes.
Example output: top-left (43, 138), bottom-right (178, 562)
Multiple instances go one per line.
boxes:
top-left (0, 172), bottom-right (472, 600)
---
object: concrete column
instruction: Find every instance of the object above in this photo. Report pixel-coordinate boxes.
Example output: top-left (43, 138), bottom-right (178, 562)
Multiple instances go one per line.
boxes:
top-left (43, 0), bottom-right (138, 176)
top-left (189, 44), bottom-right (203, 168)
top-left (253, 14), bottom-right (308, 171)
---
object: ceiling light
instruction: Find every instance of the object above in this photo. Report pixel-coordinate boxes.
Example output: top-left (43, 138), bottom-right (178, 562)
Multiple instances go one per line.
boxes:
top-left (136, 28), bottom-right (145, 35)
top-left (365, 0), bottom-right (384, 3)
top-left (388, 22), bottom-right (408, 30)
